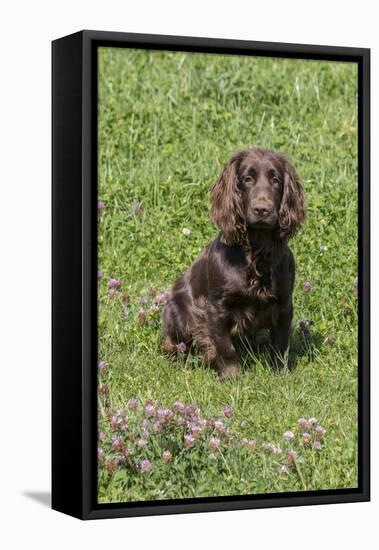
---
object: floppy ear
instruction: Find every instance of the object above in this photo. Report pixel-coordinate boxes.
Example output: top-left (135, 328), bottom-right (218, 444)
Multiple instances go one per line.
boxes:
top-left (210, 154), bottom-right (246, 245)
top-left (278, 157), bottom-right (306, 239)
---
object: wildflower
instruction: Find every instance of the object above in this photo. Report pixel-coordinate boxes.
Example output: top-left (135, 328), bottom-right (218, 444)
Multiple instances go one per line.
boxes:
top-left (107, 289), bottom-right (116, 299)
top-left (302, 432), bottom-right (312, 445)
top-left (138, 308), bottom-right (148, 323)
top-left (184, 404), bottom-right (197, 417)
top-left (97, 360), bottom-right (107, 372)
top-left (354, 276), bottom-right (358, 285)
top-left (314, 441), bottom-right (322, 450)
top-left (129, 432), bottom-right (138, 443)
top-left (97, 448), bottom-right (104, 462)
top-left (308, 417), bottom-right (318, 427)
top-left (214, 420), bottom-right (226, 431)
top-left (98, 383), bottom-right (109, 397)
top-left (155, 292), bottom-right (168, 304)
top-left (173, 401), bottom-right (185, 414)
top-left (189, 403), bottom-right (200, 416)
top-left (97, 200), bottom-right (105, 211)
top-left (209, 436), bottom-right (221, 451)
top-left (201, 418), bottom-right (212, 431)
top-left (248, 439), bottom-right (257, 448)
top-left (121, 293), bottom-right (130, 304)
top-left (128, 398), bottom-right (138, 411)
top-left (106, 459), bottom-right (118, 473)
top-left (150, 303), bottom-right (159, 313)
top-left (111, 436), bottom-right (122, 450)
top-left (140, 459), bottom-right (152, 472)
top-left (297, 418), bottom-right (310, 432)
top-left (303, 281), bottom-right (312, 292)
top-left (314, 426), bottom-right (326, 440)
top-left (184, 434), bottom-right (195, 448)
top-left (263, 443), bottom-right (281, 453)
top-left (133, 202), bottom-right (142, 214)
top-left (164, 408), bottom-right (174, 422)
top-left (119, 418), bottom-right (128, 431)
top-left (98, 431), bottom-right (105, 441)
top-left (97, 270), bottom-right (103, 279)
top-left (182, 228), bottom-right (191, 236)
top-left (214, 420), bottom-right (227, 437)
top-left (109, 278), bottom-right (121, 289)
top-left (325, 335), bottom-right (336, 346)
top-left (223, 405), bottom-right (234, 418)
top-left (278, 465), bottom-right (289, 474)
top-left (240, 420), bottom-right (247, 428)
top-left (139, 296), bottom-right (148, 305)
top-left (137, 438), bottom-right (147, 448)
top-left (189, 423), bottom-right (202, 438)
top-left (177, 342), bottom-right (187, 353)
top-left (283, 431), bottom-right (294, 441)
top-left (156, 407), bottom-right (169, 422)
top-left (287, 450), bottom-right (298, 465)
top-left (110, 416), bottom-right (118, 429)
top-left (162, 450), bottom-right (172, 464)
top-left (156, 408), bottom-right (166, 421)
top-left (145, 404), bottom-right (155, 416)
top-left (154, 420), bottom-right (163, 434)
top-left (342, 298), bottom-right (352, 317)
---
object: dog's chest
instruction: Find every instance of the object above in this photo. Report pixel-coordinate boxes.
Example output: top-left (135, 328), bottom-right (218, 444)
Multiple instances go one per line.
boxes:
top-left (228, 288), bottom-right (275, 335)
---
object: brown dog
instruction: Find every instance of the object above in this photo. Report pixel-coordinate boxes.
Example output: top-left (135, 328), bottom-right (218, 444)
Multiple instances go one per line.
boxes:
top-left (162, 148), bottom-right (306, 379)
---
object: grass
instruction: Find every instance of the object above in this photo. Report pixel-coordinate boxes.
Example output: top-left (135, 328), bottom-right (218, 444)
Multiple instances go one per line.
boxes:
top-left (97, 47), bottom-right (358, 504)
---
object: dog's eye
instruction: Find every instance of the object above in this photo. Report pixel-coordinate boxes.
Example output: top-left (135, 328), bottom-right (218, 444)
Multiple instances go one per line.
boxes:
top-left (272, 175), bottom-right (281, 186)
top-left (243, 175), bottom-right (254, 184)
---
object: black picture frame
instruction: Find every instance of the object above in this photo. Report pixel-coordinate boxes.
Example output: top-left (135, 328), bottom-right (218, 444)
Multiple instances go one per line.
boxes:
top-left (52, 30), bottom-right (370, 520)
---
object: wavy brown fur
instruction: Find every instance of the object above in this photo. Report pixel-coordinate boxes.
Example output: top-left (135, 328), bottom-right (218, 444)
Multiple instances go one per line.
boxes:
top-left (163, 147), bottom-right (306, 379)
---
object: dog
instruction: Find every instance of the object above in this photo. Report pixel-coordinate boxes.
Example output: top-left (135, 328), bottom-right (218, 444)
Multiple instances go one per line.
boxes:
top-left (162, 147), bottom-right (306, 379)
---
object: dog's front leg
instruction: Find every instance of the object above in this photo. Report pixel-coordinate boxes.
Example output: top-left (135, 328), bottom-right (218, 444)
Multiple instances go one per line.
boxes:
top-left (270, 302), bottom-right (293, 370)
top-left (208, 326), bottom-right (241, 380)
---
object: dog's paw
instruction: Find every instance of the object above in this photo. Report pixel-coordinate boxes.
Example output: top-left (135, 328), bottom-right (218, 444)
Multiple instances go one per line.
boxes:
top-left (219, 364), bottom-right (241, 381)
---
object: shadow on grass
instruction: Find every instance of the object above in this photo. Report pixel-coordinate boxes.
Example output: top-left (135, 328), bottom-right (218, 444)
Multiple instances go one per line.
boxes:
top-left (237, 326), bottom-right (326, 374)
top-left (165, 325), bottom-right (327, 376)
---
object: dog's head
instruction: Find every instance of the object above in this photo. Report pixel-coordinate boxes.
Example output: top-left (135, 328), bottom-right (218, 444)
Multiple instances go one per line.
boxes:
top-left (210, 147), bottom-right (306, 244)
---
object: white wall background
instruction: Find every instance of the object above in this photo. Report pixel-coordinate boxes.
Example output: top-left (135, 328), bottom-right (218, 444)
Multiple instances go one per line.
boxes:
top-left (0, 1), bottom-right (376, 548)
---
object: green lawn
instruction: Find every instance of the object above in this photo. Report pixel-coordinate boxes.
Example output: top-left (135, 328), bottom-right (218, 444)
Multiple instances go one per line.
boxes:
top-left (97, 47), bottom-right (358, 503)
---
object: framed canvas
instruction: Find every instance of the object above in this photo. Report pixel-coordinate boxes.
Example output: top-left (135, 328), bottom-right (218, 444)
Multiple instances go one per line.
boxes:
top-left (52, 30), bottom-right (370, 520)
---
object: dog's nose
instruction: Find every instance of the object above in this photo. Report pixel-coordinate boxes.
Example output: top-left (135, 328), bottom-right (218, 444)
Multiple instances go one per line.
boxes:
top-left (253, 203), bottom-right (270, 217)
